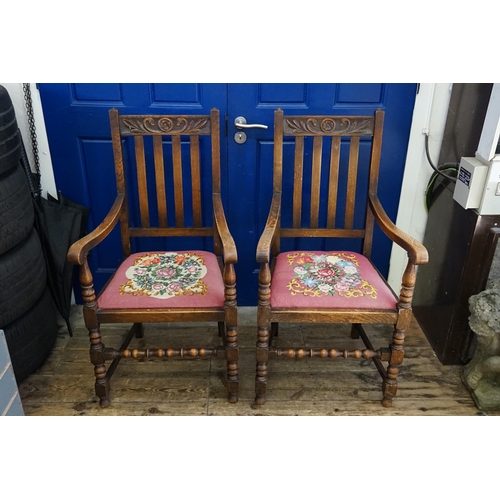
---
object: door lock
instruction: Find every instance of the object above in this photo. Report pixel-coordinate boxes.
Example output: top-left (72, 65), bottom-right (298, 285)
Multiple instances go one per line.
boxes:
top-left (234, 131), bottom-right (247, 144)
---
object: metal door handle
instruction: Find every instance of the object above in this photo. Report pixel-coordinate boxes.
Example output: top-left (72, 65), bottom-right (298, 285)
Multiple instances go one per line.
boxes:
top-left (234, 116), bottom-right (268, 129)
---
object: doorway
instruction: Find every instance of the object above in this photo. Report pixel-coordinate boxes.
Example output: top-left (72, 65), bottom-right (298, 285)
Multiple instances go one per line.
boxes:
top-left (38, 83), bottom-right (417, 304)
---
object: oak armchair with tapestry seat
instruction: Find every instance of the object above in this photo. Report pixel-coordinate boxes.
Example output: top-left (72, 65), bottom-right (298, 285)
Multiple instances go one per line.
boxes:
top-left (255, 108), bottom-right (428, 408)
top-left (67, 108), bottom-right (238, 408)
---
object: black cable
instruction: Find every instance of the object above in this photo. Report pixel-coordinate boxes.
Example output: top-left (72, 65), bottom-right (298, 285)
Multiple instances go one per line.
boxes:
top-left (424, 167), bottom-right (458, 212)
top-left (424, 133), bottom-right (459, 183)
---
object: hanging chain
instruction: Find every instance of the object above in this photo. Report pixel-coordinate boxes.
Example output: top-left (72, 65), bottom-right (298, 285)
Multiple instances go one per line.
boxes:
top-left (22, 83), bottom-right (42, 181)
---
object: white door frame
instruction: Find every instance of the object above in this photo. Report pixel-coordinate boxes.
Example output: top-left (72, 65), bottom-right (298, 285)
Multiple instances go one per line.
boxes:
top-left (387, 83), bottom-right (452, 290)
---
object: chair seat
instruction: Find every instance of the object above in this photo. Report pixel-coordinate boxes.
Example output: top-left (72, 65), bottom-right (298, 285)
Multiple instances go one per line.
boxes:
top-left (97, 250), bottom-right (225, 310)
top-left (270, 251), bottom-right (398, 310)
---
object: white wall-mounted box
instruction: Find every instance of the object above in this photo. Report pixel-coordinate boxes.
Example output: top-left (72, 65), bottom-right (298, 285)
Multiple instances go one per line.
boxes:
top-left (476, 83), bottom-right (500, 164)
top-left (453, 157), bottom-right (489, 209)
top-left (478, 158), bottom-right (500, 215)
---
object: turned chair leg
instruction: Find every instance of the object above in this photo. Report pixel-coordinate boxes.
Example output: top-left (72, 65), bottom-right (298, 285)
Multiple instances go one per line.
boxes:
top-left (223, 263), bottom-right (238, 403)
top-left (80, 260), bottom-right (111, 407)
top-left (226, 323), bottom-right (239, 404)
top-left (382, 262), bottom-right (416, 407)
top-left (382, 325), bottom-right (406, 408)
top-left (255, 322), bottom-right (269, 405)
top-left (89, 325), bottom-right (111, 408)
top-left (255, 262), bottom-right (271, 405)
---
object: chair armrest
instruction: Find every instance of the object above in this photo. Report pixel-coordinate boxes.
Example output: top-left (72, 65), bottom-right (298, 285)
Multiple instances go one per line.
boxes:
top-left (368, 192), bottom-right (428, 266)
top-left (256, 193), bottom-right (281, 263)
top-left (213, 194), bottom-right (237, 264)
top-left (67, 194), bottom-right (125, 265)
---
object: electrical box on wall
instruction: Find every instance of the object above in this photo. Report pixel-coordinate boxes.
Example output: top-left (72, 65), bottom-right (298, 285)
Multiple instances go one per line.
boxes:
top-left (453, 157), bottom-right (488, 209)
top-left (453, 83), bottom-right (500, 215)
top-left (477, 158), bottom-right (500, 215)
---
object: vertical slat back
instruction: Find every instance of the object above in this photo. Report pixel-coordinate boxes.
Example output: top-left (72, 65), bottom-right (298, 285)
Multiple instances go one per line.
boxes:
top-left (292, 136), bottom-right (304, 228)
top-left (190, 135), bottom-right (202, 227)
top-left (153, 135), bottom-right (167, 227)
top-left (363, 109), bottom-right (385, 257)
top-left (211, 108), bottom-right (221, 194)
top-left (172, 135), bottom-right (184, 228)
top-left (113, 110), bottom-right (216, 240)
top-left (109, 108), bottom-right (132, 256)
top-left (279, 111), bottom-right (379, 240)
top-left (344, 136), bottom-right (360, 229)
top-left (309, 136), bottom-right (323, 228)
top-left (273, 109), bottom-right (284, 193)
top-left (369, 109), bottom-right (384, 194)
top-left (135, 135), bottom-right (150, 227)
top-left (326, 136), bottom-right (340, 228)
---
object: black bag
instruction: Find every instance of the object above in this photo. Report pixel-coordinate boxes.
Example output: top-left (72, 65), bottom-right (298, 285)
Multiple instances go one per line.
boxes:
top-left (20, 136), bottom-right (89, 336)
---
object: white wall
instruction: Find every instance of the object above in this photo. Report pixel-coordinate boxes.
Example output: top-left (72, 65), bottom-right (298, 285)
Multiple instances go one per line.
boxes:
top-left (387, 83), bottom-right (453, 290)
top-left (0, 83), bottom-right (57, 198)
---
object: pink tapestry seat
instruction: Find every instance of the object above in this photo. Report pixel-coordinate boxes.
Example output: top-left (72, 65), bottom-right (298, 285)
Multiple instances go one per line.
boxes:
top-left (97, 251), bottom-right (225, 310)
top-left (270, 251), bottom-right (398, 310)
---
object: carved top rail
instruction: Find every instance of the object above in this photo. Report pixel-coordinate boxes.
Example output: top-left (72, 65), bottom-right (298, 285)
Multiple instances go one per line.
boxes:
top-left (282, 116), bottom-right (374, 136)
top-left (119, 115), bottom-right (211, 136)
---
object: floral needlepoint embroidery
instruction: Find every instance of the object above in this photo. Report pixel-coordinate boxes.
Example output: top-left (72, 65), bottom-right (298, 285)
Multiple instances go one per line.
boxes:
top-left (119, 252), bottom-right (208, 299)
top-left (286, 252), bottom-right (377, 299)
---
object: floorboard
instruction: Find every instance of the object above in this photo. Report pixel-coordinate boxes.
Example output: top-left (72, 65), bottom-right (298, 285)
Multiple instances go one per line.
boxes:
top-left (17, 306), bottom-right (500, 417)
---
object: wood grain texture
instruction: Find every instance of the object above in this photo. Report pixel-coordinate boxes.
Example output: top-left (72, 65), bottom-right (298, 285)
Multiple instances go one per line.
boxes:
top-left (345, 136), bottom-right (359, 229)
top-left (292, 136), bottom-right (304, 228)
top-left (172, 135), bottom-right (184, 228)
top-left (128, 227), bottom-right (214, 238)
top-left (210, 108), bottom-right (221, 193)
top-left (190, 135), bottom-right (202, 227)
top-left (283, 116), bottom-right (375, 136)
top-left (119, 115), bottom-right (211, 136)
top-left (18, 312), bottom-right (497, 416)
top-left (310, 136), bottom-right (322, 228)
top-left (68, 109), bottom-right (239, 407)
top-left (67, 194), bottom-right (125, 265)
top-left (256, 193), bottom-right (281, 263)
top-left (213, 194), bottom-right (237, 264)
top-left (135, 135), bottom-right (150, 227)
top-left (369, 193), bottom-right (428, 265)
top-left (153, 135), bottom-right (167, 227)
top-left (326, 136), bottom-right (340, 228)
top-left (255, 109), bottom-right (429, 408)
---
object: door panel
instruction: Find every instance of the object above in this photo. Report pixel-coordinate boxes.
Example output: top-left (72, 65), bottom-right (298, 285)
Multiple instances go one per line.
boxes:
top-left (38, 84), bottom-right (227, 299)
top-left (226, 83), bottom-right (417, 304)
top-left (39, 83), bottom-right (416, 305)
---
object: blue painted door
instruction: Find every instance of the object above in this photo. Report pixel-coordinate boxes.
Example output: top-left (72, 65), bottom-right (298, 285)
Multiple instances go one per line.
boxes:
top-left (38, 83), bottom-right (417, 305)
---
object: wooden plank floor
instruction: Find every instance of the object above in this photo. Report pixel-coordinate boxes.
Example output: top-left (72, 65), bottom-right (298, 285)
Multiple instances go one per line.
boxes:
top-left (18, 306), bottom-right (499, 416)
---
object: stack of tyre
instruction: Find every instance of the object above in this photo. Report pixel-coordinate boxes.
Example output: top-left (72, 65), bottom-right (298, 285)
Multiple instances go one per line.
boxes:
top-left (0, 84), bottom-right (58, 383)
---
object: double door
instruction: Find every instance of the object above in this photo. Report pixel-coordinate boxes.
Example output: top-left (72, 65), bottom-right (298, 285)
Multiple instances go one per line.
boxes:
top-left (38, 83), bottom-right (417, 305)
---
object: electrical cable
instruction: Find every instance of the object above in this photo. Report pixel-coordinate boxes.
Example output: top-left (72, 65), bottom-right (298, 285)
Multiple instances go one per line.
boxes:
top-left (424, 167), bottom-right (458, 212)
top-left (424, 133), bottom-right (459, 183)
top-left (423, 133), bottom-right (460, 212)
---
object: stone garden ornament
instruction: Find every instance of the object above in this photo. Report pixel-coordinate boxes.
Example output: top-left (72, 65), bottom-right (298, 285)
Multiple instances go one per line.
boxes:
top-left (462, 283), bottom-right (500, 411)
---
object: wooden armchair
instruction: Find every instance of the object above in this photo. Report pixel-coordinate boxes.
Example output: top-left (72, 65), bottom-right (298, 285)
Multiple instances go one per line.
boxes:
top-left (255, 109), bottom-right (428, 407)
top-left (67, 108), bottom-right (238, 408)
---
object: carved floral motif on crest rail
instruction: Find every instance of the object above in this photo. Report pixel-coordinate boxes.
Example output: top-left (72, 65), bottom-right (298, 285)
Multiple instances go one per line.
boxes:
top-left (120, 116), bottom-right (210, 135)
top-left (284, 117), bottom-right (373, 135)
